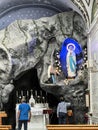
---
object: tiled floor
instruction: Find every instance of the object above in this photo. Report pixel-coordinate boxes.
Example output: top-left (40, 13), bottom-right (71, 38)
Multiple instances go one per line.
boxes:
top-left (18, 126), bottom-right (47, 130)
top-left (30, 128), bottom-right (47, 130)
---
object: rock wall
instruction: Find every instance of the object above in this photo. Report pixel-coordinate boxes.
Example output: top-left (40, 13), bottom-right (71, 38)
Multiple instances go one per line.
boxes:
top-left (0, 11), bottom-right (87, 123)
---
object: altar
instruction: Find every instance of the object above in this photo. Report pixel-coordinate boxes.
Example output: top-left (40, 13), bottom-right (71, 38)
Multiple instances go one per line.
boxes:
top-left (28, 106), bottom-right (49, 130)
top-left (16, 103), bottom-right (52, 130)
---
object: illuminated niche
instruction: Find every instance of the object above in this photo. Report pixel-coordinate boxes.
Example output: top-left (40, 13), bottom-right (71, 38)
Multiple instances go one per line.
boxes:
top-left (60, 38), bottom-right (84, 79)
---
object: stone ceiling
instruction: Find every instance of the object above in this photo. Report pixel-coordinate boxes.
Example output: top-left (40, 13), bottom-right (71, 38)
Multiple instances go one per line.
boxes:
top-left (0, 0), bottom-right (95, 30)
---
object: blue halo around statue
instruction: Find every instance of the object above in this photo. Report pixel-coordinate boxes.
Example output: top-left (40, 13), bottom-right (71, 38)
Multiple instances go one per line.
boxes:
top-left (60, 38), bottom-right (83, 77)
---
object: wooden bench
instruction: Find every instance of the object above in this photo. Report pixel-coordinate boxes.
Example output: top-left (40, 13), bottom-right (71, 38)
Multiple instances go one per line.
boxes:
top-left (0, 125), bottom-right (12, 129)
top-left (0, 128), bottom-right (9, 130)
top-left (46, 125), bottom-right (98, 130)
top-left (0, 112), bottom-right (12, 130)
top-left (0, 111), bottom-right (7, 125)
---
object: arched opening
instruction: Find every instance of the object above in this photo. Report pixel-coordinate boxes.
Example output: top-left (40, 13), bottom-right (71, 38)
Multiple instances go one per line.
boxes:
top-left (0, 0), bottom-right (90, 128)
top-left (2, 68), bottom-right (59, 129)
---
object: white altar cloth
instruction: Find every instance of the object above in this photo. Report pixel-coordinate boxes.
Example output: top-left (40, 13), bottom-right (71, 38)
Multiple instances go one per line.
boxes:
top-left (16, 104), bottom-right (48, 130)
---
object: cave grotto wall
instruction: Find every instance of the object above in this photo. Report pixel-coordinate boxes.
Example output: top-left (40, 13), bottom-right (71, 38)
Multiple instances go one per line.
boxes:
top-left (0, 11), bottom-right (87, 123)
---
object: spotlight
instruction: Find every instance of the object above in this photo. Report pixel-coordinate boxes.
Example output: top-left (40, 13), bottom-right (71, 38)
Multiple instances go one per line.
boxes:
top-left (84, 57), bottom-right (87, 61)
top-left (55, 60), bottom-right (58, 63)
top-left (84, 51), bottom-right (87, 54)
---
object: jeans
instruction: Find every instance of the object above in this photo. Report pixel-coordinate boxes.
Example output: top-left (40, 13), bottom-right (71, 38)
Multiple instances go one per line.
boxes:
top-left (18, 120), bottom-right (28, 130)
top-left (58, 112), bottom-right (67, 124)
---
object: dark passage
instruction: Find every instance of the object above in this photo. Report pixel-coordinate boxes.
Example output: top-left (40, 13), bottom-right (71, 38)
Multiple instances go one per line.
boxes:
top-left (3, 68), bottom-right (58, 130)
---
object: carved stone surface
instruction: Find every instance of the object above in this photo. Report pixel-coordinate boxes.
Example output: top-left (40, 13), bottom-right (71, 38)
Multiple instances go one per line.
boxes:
top-left (0, 11), bottom-right (87, 123)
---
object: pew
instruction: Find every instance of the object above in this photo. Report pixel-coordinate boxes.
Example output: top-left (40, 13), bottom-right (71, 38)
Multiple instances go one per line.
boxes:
top-left (0, 111), bottom-right (7, 125)
top-left (0, 125), bottom-right (12, 129)
top-left (0, 112), bottom-right (12, 130)
top-left (0, 128), bottom-right (9, 130)
top-left (46, 125), bottom-right (98, 130)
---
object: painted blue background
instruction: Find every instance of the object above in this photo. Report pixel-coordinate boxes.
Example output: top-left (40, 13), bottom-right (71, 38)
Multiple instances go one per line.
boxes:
top-left (60, 38), bottom-right (83, 77)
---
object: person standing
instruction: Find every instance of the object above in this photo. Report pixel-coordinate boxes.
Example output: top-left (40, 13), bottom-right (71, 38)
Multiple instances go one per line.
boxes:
top-left (67, 106), bottom-right (74, 124)
top-left (17, 97), bottom-right (31, 130)
top-left (57, 96), bottom-right (71, 124)
top-left (48, 64), bottom-right (57, 84)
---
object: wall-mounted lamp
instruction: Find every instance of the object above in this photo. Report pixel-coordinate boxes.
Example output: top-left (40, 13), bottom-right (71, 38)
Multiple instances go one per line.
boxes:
top-left (85, 92), bottom-right (90, 107)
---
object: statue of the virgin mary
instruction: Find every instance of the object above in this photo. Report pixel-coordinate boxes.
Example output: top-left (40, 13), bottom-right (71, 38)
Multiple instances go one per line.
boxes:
top-left (66, 43), bottom-right (76, 78)
top-left (60, 38), bottom-right (83, 78)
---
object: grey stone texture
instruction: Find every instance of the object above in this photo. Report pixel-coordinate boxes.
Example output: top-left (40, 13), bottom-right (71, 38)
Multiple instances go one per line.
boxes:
top-left (0, 11), bottom-right (87, 123)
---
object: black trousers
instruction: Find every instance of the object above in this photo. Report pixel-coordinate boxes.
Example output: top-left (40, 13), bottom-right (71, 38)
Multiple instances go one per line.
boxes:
top-left (18, 120), bottom-right (28, 130)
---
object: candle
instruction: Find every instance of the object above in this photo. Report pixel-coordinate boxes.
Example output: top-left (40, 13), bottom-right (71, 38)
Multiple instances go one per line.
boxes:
top-left (21, 91), bottom-right (23, 96)
top-left (46, 91), bottom-right (47, 103)
top-left (35, 90), bottom-right (37, 96)
top-left (46, 91), bottom-right (47, 96)
top-left (40, 90), bottom-right (42, 96)
top-left (27, 90), bottom-right (29, 96)
top-left (16, 91), bottom-right (18, 97)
